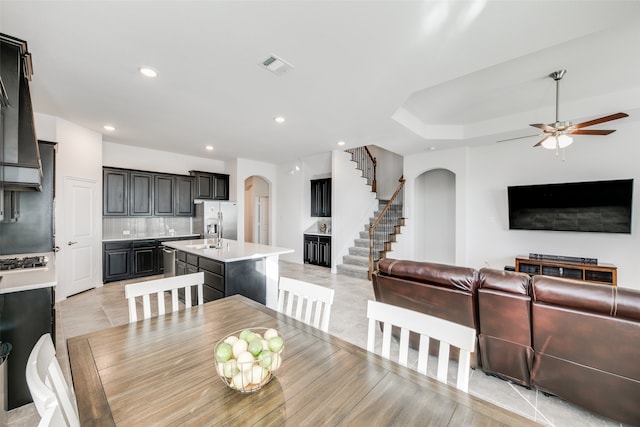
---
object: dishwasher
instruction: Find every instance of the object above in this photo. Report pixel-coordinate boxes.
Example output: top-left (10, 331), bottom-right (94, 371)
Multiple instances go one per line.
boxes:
top-left (162, 246), bottom-right (176, 277)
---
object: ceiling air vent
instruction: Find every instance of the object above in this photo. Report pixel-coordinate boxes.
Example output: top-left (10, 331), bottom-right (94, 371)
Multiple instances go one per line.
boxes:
top-left (260, 54), bottom-right (294, 76)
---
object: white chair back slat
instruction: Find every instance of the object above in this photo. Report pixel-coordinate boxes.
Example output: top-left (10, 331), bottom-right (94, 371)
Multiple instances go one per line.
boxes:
top-left (366, 300), bottom-right (476, 393)
top-left (125, 272), bottom-right (205, 323)
top-left (26, 334), bottom-right (80, 427)
top-left (277, 277), bottom-right (335, 333)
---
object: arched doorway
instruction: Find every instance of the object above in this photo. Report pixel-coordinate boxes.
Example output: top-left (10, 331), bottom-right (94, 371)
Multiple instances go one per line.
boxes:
top-left (244, 176), bottom-right (270, 244)
top-left (415, 168), bottom-right (455, 263)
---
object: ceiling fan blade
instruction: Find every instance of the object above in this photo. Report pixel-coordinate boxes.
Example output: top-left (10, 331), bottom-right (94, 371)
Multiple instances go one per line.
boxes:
top-left (533, 136), bottom-right (551, 147)
top-left (571, 112), bottom-right (629, 129)
top-left (496, 134), bottom-right (540, 143)
top-left (569, 129), bottom-right (615, 135)
top-left (530, 123), bottom-right (556, 132)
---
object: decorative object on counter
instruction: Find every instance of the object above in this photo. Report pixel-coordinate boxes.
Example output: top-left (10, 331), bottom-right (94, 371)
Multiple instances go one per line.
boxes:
top-left (318, 223), bottom-right (327, 233)
top-left (215, 327), bottom-right (284, 393)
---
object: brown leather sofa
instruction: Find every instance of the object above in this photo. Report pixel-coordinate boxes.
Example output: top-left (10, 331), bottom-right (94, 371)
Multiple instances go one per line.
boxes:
top-left (531, 275), bottom-right (640, 426)
top-left (372, 258), bottom-right (479, 364)
top-left (477, 268), bottom-right (533, 387)
top-left (372, 258), bottom-right (640, 425)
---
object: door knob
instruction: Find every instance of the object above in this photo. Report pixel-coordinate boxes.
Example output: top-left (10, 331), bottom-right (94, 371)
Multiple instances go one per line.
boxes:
top-left (68, 241), bottom-right (78, 246)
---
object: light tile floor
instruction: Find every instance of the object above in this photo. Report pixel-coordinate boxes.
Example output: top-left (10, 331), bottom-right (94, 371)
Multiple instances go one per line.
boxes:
top-left (7, 261), bottom-right (625, 426)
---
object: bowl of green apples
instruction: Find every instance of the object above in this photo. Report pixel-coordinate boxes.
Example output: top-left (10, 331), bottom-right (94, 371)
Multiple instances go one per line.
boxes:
top-left (214, 327), bottom-right (284, 393)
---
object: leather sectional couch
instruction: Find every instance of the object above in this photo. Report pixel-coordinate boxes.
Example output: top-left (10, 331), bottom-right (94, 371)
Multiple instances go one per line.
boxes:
top-left (372, 258), bottom-right (640, 425)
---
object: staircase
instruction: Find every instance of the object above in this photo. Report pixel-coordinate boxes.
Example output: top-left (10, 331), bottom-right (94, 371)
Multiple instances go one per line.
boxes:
top-left (336, 199), bottom-right (404, 280)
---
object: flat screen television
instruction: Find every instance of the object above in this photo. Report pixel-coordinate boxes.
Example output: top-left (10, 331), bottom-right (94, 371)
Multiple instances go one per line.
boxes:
top-left (508, 179), bottom-right (633, 233)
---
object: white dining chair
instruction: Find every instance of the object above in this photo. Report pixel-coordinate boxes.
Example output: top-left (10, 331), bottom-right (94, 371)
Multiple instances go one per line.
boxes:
top-left (25, 333), bottom-right (80, 427)
top-left (125, 272), bottom-right (205, 323)
top-left (366, 300), bottom-right (476, 392)
top-left (277, 277), bottom-right (335, 332)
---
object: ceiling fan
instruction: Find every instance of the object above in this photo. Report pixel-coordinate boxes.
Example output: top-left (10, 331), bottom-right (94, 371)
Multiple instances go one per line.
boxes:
top-left (500, 69), bottom-right (629, 150)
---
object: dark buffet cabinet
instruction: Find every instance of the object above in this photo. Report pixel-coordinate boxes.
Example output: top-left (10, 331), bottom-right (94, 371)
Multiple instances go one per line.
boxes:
top-left (103, 167), bottom-right (195, 217)
top-left (0, 287), bottom-right (55, 410)
top-left (303, 234), bottom-right (331, 267)
top-left (189, 170), bottom-right (230, 200)
top-left (310, 178), bottom-right (331, 217)
top-left (175, 250), bottom-right (266, 304)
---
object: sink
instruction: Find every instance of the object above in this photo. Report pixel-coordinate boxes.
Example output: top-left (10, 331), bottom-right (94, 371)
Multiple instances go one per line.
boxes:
top-left (186, 244), bottom-right (221, 250)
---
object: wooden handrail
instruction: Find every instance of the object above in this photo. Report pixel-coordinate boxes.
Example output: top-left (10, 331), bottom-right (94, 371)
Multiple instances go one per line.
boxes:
top-left (368, 175), bottom-right (405, 278)
top-left (364, 147), bottom-right (377, 193)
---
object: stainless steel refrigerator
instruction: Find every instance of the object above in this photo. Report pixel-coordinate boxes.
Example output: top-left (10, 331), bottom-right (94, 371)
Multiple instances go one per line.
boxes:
top-left (193, 200), bottom-right (238, 240)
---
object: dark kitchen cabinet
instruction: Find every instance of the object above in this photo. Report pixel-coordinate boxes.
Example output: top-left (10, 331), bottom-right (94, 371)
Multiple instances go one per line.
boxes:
top-left (103, 167), bottom-right (197, 218)
top-left (304, 234), bottom-right (331, 267)
top-left (213, 174), bottom-right (229, 200)
top-left (132, 239), bottom-right (157, 277)
top-left (311, 178), bottom-right (331, 217)
top-left (0, 287), bottom-right (55, 410)
top-left (189, 171), bottom-right (229, 200)
top-left (103, 241), bottom-right (132, 282)
top-left (175, 175), bottom-right (195, 216)
top-left (154, 174), bottom-right (175, 216)
top-left (129, 171), bottom-right (153, 216)
top-left (175, 250), bottom-right (265, 304)
top-left (103, 168), bottom-right (129, 216)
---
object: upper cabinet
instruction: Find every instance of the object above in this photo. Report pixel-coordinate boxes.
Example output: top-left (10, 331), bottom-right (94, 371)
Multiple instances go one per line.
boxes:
top-left (190, 170), bottom-right (229, 200)
top-left (153, 174), bottom-right (175, 216)
top-left (129, 171), bottom-right (153, 216)
top-left (103, 168), bottom-right (129, 216)
top-left (103, 167), bottom-right (195, 217)
top-left (175, 175), bottom-right (195, 216)
top-left (311, 178), bottom-right (331, 217)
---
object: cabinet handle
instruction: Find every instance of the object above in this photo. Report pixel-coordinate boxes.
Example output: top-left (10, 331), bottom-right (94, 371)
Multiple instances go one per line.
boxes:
top-left (68, 241), bottom-right (78, 246)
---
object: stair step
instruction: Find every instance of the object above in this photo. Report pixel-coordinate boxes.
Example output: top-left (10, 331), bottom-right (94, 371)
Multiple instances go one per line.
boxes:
top-left (336, 263), bottom-right (369, 281)
top-left (354, 238), bottom-right (369, 248)
top-left (342, 254), bottom-right (369, 268)
top-left (349, 246), bottom-right (369, 257)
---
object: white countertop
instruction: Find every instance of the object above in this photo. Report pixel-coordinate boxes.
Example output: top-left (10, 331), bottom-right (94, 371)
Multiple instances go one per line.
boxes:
top-left (162, 239), bottom-right (294, 262)
top-left (0, 251), bottom-right (57, 294)
top-left (103, 233), bottom-right (200, 242)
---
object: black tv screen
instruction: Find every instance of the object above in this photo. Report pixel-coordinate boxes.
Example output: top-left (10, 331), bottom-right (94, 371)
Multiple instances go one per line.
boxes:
top-left (508, 179), bottom-right (633, 233)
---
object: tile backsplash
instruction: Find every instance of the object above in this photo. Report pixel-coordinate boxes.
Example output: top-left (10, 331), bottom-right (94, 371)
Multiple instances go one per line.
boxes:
top-left (103, 217), bottom-right (192, 239)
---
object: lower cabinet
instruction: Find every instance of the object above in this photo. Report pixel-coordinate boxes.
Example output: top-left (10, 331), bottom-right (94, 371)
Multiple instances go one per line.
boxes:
top-left (0, 287), bottom-right (55, 410)
top-left (103, 237), bottom-right (195, 282)
top-left (304, 234), bottom-right (331, 268)
top-left (175, 251), bottom-right (265, 304)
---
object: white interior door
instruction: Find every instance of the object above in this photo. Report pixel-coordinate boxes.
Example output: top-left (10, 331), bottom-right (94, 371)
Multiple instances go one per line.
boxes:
top-left (254, 196), bottom-right (269, 244)
top-left (64, 177), bottom-right (99, 296)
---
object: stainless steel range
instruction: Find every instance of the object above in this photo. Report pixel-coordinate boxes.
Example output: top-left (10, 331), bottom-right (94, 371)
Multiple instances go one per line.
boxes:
top-left (0, 255), bottom-right (49, 271)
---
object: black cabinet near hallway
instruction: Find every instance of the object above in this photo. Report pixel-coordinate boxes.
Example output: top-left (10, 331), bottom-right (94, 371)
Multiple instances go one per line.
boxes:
top-left (311, 178), bottom-right (331, 217)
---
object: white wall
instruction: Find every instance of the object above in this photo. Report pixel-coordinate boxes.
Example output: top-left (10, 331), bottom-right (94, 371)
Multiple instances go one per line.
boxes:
top-left (35, 113), bottom-right (103, 301)
top-left (368, 145), bottom-right (404, 199)
top-left (102, 141), bottom-right (226, 175)
top-left (401, 119), bottom-right (640, 289)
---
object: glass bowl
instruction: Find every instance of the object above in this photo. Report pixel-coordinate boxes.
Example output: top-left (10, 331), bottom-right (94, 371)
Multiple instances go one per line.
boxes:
top-left (214, 327), bottom-right (284, 393)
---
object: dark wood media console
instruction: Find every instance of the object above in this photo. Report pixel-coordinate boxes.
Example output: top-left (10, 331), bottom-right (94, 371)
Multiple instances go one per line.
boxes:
top-left (515, 256), bottom-right (617, 286)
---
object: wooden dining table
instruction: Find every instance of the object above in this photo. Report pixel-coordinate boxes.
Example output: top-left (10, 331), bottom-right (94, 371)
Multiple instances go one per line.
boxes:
top-left (68, 295), bottom-right (540, 426)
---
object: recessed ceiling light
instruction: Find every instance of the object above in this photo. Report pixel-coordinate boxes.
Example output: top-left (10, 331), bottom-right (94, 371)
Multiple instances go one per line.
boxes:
top-left (205, 145), bottom-right (214, 151)
top-left (274, 116), bottom-right (285, 124)
top-left (139, 67), bottom-right (158, 78)
top-left (429, 146), bottom-right (436, 151)
top-left (103, 125), bottom-right (115, 131)
top-left (337, 141), bottom-right (346, 146)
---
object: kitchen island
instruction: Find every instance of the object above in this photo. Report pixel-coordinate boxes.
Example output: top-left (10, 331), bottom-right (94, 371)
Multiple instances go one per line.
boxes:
top-left (162, 239), bottom-right (293, 309)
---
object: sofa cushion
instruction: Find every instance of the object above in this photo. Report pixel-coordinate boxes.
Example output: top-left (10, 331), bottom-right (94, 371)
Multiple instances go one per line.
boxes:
top-left (377, 258), bottom-right (477, 293)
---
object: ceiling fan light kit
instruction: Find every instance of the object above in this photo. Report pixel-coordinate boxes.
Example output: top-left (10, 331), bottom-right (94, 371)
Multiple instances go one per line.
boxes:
top-left (529, 69), bottom-right (628, 153)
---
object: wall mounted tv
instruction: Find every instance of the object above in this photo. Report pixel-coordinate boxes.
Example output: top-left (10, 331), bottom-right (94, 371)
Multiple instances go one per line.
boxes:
top-left (508, 179), bottom-right (633, 234)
